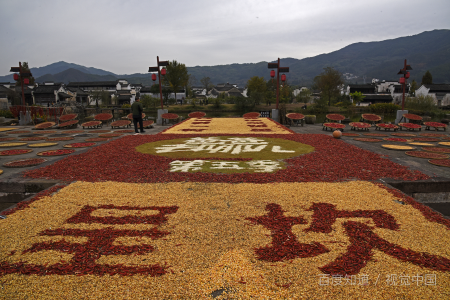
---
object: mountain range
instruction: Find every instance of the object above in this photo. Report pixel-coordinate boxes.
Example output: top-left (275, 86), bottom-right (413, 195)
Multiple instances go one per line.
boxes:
top-left (1, 29), bottom-right (449, 87)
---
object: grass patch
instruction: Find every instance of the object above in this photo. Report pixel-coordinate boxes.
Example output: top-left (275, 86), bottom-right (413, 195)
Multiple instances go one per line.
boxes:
top-left (135, 136), bottom-right (314, 160)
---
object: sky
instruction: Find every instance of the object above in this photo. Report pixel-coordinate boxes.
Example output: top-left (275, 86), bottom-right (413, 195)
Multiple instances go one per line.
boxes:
top-left (0, 0), bottom-right (449, 75)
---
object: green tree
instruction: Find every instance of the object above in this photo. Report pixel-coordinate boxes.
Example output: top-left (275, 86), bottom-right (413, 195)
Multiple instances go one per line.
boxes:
top-left (100, 91), bottom-right (111, 106)
top-left (349, 91), bottom-right (365, 103)
top-left (295, 88), bottom-right (312, 104)
top-left (140, 94), bottom-right (160, 109)
top-left (90, 90), bottom-right (102, 107)
top-left (421, 71), bottom-right (432, 85)
top-left (313, 67), bottom-right (344, 106)
top-left (246, 76), bottom-right (267, 108)
top-left (200, 77), bottom-right (214, 92)
top-left (164, 60), bottom-right (189, 104)
top-left (279, 80), bottom-right (293, 104)
top-left (150, 84), bottom-right (171, 106)
top-left (7, 89), bottom-right (21, 105)
top-left (14, 62), bottom-right (35, 86)
top-left (409, 80), bottom-right (418, 96)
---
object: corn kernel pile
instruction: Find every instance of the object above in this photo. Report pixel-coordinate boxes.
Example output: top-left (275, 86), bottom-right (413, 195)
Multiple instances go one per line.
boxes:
top-left (1, 181), bottom-right (449, 299)
top-left (161, 118), bottom-right (293, 135)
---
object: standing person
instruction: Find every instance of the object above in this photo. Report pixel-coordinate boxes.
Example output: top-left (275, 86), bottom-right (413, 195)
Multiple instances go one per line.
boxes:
top-left (131, 97), bottom-right (145, 134)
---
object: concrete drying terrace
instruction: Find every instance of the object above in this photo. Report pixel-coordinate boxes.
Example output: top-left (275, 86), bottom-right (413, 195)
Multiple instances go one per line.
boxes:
top-left (0, 121), bottom-right (449, 218)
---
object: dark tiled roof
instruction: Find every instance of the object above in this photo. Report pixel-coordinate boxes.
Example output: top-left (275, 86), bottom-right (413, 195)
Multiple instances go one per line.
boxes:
top-left (228, 92), bottom-right (244, 97)
top-left (215, 86), bottom-right (235, 92)
top-left (67, 81), bottom-right (117, 87)
top-left (425, 84), bottom-right (450, 93)
top-left (0, 86), bottom-right (11, 93)
top-left (32, 85), bottom-right (61, 94)
top-left (14, 85), bottom-right (33, 94)
top-left (58, 92), bottom-right (72, 98)
top-left (67, 87), bottom-right (90, 96)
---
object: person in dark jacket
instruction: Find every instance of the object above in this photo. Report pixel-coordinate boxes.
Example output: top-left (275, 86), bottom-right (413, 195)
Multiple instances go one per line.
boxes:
top-left (131, 98), bottom-right (145, 134)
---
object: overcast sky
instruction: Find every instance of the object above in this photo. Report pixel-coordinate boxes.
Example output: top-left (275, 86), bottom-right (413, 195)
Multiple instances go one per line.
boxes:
top-left (0, 0), bottom-right (449, 75)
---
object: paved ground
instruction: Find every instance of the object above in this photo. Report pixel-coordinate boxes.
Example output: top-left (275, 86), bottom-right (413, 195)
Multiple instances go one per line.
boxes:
top-left (289, 123), bottom-right (450, 178)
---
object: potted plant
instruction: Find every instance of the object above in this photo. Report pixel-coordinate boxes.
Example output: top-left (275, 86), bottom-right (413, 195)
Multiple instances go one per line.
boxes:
top-left (305, 115), bottom-right (316, 124)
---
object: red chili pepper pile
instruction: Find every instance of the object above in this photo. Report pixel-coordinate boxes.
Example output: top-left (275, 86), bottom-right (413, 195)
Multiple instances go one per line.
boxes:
top-left (59, 114), bottom-right (78, 121)
top-left (45, 137), bottom-right (74, 141)
top-left (82, 121), bottom-right (102, 127)
top-left (111, 120), bottom-right (131, 127)
top-left (362, 114), bottom-right (381, 121)
top-left (383, 138), bottom-right (408, 142)
top-left (85, 138), bottom-right (110, 142)
top-left (412, 137), bottom-right (440, 142)
top-left (188, 112), bottom-right (206, 118)
top-left (424, 122), bottom-right (446, 128)
top-left (161, 113), bottom-right (179, 119)
top-left (243, 112), bottom-right (261, 118)
top-left (58, 120), bottom-right (78, 128)
top-left (99, 134), bottom-right (122, 138)
top-left (0, 149), bottom-right (32, 156)
top-left (399, 123), bottom-right (422, 129)
top-left (64, 142), bottom-right (96, 148)
top-left (24, 133), bottom-right (429, 183)
top-left (94, 113), bottom-right (113, 121)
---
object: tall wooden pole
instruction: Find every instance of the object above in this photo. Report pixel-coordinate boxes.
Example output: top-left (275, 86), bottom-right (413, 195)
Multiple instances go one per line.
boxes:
top-left (19, 62), bottom-right (25, 106)
top-left (276, 58), bottom-right (280, 109)
top-left (401, 59), bottom-right (406, 111)
top-left (157, 56), bottom-right (163, 109)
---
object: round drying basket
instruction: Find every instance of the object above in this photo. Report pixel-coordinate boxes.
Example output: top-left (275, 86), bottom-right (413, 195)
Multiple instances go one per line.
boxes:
top-left (0, 142), bottom-right (27, 148)
top-left (28, 142), bottom-right (58, 148)
top-left (59, 114), bottom-right (78, 122)
top-left (326, 114), bottom-right (345, 122)
top-left (286, 113), bottom-right (305, 120)
top-left (405, 151), bottom-right (449, 159)
top-left (34, 122), bottom-right (56, 129)
top-left (94, 113), bottom-right (113, 121)
top-left (381, 144), bottom-right (416, 151)
top-left (63, 142), bottom-right (96, 148)
top-left (428, 159), bottom-right (450, 167)
top-left (3, 158), bottom-right (47, 168)
top-left (403, 113), bottom-right (422, 121)
top-left (37, 149), bottom-right (76, 156)
top-left (0, 149), bottom-right (33, 156)
top-left (126, 113), bottom-right (145, 120)
top-left (242, 112), bottom-right (261, 118)
top-left (188, 112), bottom-right (206, 118)
top-left (58, 120), bottom-right (79, 128)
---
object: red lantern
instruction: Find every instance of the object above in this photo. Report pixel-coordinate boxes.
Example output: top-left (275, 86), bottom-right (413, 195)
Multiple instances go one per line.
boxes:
top-left (24, 78), bottom-right (29, 85)
top-left (13, 74), bottom-right (19, 81)
top-left (399, 77), bottom-right (405, 84)
top-left (151, 74), bottom-right (157, 81)
top-left (161, 68), bottom-right (166, 76)
top-left (281, 74), bottom-right (286, 82)
top-left (270, 70), bottom-right (275, 78)
top-left (405, 72), bottom-right (410, 79)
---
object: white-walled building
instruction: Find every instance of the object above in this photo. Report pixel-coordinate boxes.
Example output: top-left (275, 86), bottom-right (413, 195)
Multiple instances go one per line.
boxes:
top-left (415, 84), bottom-right (450, 107)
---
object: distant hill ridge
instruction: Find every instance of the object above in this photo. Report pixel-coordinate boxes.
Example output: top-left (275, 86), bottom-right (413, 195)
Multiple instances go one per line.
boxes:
top-left (0, 29), bottom-right (448, 86)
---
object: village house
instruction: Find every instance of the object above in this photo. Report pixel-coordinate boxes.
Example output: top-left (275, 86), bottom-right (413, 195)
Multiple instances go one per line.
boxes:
top-left (207, 83), bottom-right (246, 99)
top-left (415, 84), bottom-right (450, 107)
top-left (31, 82), bottom-right (71, 106)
